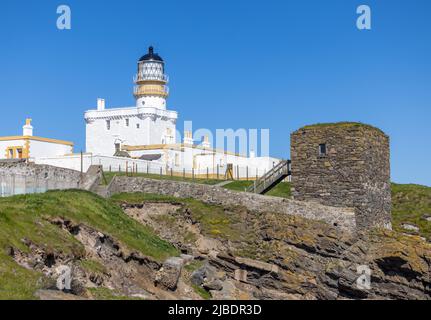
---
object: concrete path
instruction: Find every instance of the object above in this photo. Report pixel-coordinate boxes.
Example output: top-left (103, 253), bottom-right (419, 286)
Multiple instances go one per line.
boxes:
top-left (214, 181), bottom-right (233, 187)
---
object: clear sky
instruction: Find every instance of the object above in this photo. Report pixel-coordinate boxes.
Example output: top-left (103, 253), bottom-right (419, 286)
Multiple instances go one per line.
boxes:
top-left (0, 0), bottom-right (430, 186)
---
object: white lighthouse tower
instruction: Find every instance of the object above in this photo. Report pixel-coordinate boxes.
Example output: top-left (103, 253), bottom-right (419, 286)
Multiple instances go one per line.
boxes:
top-left (84, 47), bottom-right (177, 156)
top-left (134, 46), bottom-right (169, 110)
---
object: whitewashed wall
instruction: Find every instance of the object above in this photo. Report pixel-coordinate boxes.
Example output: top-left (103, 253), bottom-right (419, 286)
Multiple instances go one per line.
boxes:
top-left (35, 154), bottom-right (165, 174)
top-left (85, 105), bottom-right (177, 157)
top-left (29, 140), bottom-right (72, 159)
top-left (0, 139), bottom-right (26, 159)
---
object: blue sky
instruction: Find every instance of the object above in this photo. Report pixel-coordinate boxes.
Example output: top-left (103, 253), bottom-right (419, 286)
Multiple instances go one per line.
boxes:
top-left (0, 0), bottom-right (430, 186)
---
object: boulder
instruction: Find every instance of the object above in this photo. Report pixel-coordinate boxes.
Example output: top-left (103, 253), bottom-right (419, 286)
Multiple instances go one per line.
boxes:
top-left (155, 257), bottom-right (184, 291)
top-left (191, 262), bottom-right (218, 286)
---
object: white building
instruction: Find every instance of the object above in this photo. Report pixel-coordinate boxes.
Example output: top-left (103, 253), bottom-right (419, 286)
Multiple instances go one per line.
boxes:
top-left (82, 47), bottom-right (280, 177)
top-left (0, 119), bottom-right (73, 160)
top-left (2, 47), bottom-right (280, 178)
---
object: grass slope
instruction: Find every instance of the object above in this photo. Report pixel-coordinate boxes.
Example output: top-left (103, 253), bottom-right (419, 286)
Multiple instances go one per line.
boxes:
top-left (0, 190), bottom-right (178, 299)
top-left (103, 172), bottom-right (222, 186)
top-left (111, 193), bottom-right (244, 241)
top-left (392, 183), bottom-right (431, 241)
top-left (223, 181), bottom-right (291, 198)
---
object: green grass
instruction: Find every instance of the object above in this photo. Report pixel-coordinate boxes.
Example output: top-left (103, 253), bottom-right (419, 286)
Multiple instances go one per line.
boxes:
top-left (192, 284), bottom-right (212, 300)
top-left (103, 172), bottom-right (223, 186)
top-left (184, 259), bottom-right (205, 273)
top-left (0, 255), bottom-right (52, 300)
top-left (111, 192), bottom-right (243, 241)
top-left (392, 183), bottom-right (431, 241)
top-left (0, 190), bottom-right (178, 299)
top-left (223, 181), bottom-right (292, 198)
top-left (79, 259), bottom-right (108, 276)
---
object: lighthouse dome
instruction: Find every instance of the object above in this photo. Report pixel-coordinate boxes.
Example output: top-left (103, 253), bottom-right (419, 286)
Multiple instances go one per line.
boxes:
top-left (139, 46), bottom-right (164, 62)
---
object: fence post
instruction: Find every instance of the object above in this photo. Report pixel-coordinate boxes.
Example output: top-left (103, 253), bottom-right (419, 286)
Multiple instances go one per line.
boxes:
top-left (109, 165), bottom-right (112, 173)
top-left (183, 168), bottom-right (185, 180)
top-left (171, 168), bottom-right (173, 177)
top-left (126, 161), bottom-right (129, 176)
top-left (246, 166), bottom-right (249, 181)
top-left (192, 168), bottom-right (195, 181)
top-left (217, 165), bottom-right (220, 180)
top-left (119, 164), bottom-right (121, 173)
top-left (147, 164), bottom-right (149, 175)
top-left (207, 167), bottom-right (209, 180)
top-left (12, 175), bottom-right (15, 196)
top-left (80, 150), bottom-right (83, 179)
top-left (160, 167), bottom-right (162, 177)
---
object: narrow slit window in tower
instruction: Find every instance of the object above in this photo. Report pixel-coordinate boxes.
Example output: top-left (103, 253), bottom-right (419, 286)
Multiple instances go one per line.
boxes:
top-left (319, 143), bottom-right (327, 157)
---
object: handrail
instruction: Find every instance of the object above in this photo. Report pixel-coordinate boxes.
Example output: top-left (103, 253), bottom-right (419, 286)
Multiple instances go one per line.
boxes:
top-left (247, 160), bottom-right (290, 194)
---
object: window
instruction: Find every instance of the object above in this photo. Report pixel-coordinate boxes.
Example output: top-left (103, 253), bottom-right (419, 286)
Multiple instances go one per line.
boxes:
top-left (125, 119), bottom-right (129, 127)
top-left (115, 143), bottom-right (121, 152)
top-left (17, 149), bottom-right (23, 159)
top-left (106, 120), bottom-right (111, 130)
top-left (319, 144), bottom-right (327, 157)
top-left (136, 123), bottom-right (140, 129)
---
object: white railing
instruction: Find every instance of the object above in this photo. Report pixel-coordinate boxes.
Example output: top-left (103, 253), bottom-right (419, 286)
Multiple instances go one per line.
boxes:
top-left (134, 73), bottom-right (169, 83)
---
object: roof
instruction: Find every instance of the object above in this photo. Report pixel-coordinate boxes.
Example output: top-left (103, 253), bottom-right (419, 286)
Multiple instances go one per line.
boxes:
top-left (113, 150), bottom-right (130, 158)
top-left (0, 136), bottom-right (74, 146)
top-left (299, 122), bottom-right (386, 135)
top-left (139, 46), bottom-right (164, 62)
top-left (139, 154), bottom-right (162, 161)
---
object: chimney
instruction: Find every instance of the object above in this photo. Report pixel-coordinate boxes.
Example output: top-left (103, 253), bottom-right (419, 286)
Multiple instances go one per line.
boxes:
top-left (201, 136), bottom-right (211, 149)
top-left (97, 98), bottom-right (106, 111)
top-left (183, 131), bottom-right (194, 146)
top-left (23, 118), bottom-right (33, 136)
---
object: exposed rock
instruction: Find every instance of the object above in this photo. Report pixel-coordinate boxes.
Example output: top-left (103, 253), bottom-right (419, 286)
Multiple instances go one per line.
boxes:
top-left (155, 257), bottom-right (184, 291)
top-left (203, 280), bottom-right (223, 291)
top-left (191, 263), bottom-right (218, 287)
top-left (402, 223), bottom-right (420, 232)
top-left (13, 195), bottom-right (431, 300)
top-left (35, 290), bottom-right (88, 300)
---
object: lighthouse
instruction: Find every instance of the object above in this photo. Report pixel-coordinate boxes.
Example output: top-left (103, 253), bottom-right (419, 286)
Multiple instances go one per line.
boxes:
top-left (84, 46), bottom-right (178, 156)
top-left (134, 46), bottom-right (169, 110)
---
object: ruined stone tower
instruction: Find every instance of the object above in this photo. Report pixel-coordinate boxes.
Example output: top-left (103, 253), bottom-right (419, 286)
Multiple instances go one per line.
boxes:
top-left (290, 122), bottom-right (391, 230)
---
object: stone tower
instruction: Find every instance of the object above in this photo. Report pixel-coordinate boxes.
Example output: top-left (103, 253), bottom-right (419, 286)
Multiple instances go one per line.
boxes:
top-left (290, 122), bottom-right (391, 230)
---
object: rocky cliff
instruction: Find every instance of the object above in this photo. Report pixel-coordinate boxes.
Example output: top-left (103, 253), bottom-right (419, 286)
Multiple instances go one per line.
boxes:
top-left (0, 190), bottom-right (430, 300)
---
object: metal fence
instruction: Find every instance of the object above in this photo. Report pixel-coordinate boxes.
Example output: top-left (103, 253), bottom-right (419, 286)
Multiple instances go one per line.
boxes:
top-left (103, 162), bottom-right (273, 181)
top-left (0, 174), bottom-right (79, 197)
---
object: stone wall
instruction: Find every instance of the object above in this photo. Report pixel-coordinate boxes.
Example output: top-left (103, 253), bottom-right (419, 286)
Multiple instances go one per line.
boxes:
top-left (290, 123), bottom-right (391, 230)
top-left (108, 176), bottom-right (356, 231)
top-left (0, 160), bottom-right (82, 195)
top-left (0, 160), bottom-right (81, 182)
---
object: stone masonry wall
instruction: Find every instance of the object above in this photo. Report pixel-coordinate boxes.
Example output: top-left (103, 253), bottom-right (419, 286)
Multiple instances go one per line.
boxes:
top-left (0, 161), bottom-right (82, 181)
top-left (0, 160), bottom-right (82, 190)
top-left (109, 176), bottom-right (356, 231)
top-left (290, 123), bottom-right (391, 231)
